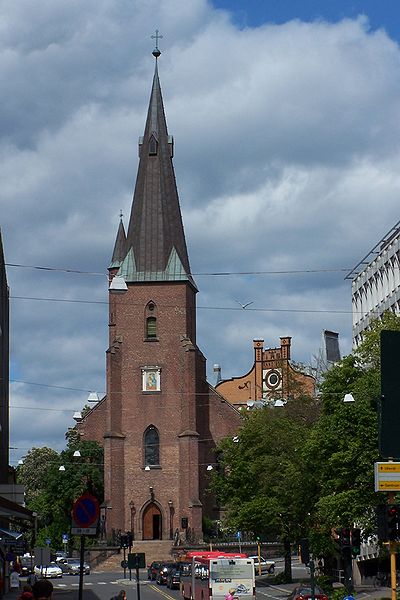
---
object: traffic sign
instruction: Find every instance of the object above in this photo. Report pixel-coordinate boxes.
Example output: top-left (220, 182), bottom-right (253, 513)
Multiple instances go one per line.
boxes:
top-left (72, 493), bottom-right (100, 535)
top-left (375, 462), bottom-right (400, 491)
top-left (121, 560), bottom-right (128, 569)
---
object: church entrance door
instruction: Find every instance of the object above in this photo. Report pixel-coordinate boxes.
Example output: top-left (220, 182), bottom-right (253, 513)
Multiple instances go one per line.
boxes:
top-left (143, 503), bottom-right (162, 540)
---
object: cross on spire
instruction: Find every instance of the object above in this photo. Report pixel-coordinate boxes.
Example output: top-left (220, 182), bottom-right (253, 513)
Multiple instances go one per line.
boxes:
top-left (151, 29), bottom-right (163, 58)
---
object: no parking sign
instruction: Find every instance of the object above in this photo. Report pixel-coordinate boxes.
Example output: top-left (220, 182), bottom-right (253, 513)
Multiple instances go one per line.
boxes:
top-left (71, 493), bottom-right (99, 535)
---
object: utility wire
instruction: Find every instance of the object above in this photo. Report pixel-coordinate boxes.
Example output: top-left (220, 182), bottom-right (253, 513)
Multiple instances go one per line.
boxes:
top-left (9, 294), bottom-right (352, 314)
top-left (5, 262), bottom-right (355, 277)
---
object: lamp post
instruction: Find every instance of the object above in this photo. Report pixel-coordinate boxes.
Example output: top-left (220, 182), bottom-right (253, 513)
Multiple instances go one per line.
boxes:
top-left (129, 501), bottom-right (136, 540)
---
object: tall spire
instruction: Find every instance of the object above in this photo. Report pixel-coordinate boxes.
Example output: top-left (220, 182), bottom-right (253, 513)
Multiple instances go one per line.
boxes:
top-left (109, 213), bottom-right (127, 269)
top-left (120, 50), bottom-right (196, 288)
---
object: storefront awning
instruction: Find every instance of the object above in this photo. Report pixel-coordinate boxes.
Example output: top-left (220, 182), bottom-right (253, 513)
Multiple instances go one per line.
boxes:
top-left (0, 528), bottom-right (23, 540)
top-left (0, 496), bottom-right (33, 520)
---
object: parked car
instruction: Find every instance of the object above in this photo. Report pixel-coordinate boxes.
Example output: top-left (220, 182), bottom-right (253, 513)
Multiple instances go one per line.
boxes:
top-left (147, 561), bottom-right (161, 580)
top-left (34, 563), bottom-right (63, 579)
top-left (248, 556), bottom-right (275, 574)
top-left (59, 558), bottom-right (90, 575)
top-left (166, 568), bottom-right (181, 589)
top-left (156, 562), bottom-right (177, 585)
top-left (287, 585), bottom-right (328, 600)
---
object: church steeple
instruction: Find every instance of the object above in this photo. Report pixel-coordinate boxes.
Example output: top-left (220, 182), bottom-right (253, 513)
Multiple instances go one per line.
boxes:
top-left (118, 53), bottom-right (196, 289)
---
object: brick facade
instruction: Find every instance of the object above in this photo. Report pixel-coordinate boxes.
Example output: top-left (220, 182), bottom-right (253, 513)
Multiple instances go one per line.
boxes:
top-left (216, 337), bottom-right (315, 408)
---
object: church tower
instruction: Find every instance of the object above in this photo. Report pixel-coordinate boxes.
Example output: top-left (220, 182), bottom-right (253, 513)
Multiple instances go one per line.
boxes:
top-left (78, 47), bottom-right (243, 543)
top-left (104, 48), bottom-right (203, 541)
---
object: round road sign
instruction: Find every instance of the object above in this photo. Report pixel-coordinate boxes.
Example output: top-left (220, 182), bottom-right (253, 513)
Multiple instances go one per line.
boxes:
top-left (121, 560), bottom-right (128, 569)
top-left (73, 493), bottom-right (100, 528)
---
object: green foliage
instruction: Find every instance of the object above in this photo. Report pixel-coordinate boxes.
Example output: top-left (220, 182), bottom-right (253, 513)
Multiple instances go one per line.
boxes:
top-left (212, 312), bottom-right (400, 567)
top-left (17, 440), bottom-right (104, 550)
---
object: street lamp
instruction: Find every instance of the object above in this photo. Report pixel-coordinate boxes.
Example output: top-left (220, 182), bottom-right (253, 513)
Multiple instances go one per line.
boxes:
top-left (343, 393), bottom-right (355, 403)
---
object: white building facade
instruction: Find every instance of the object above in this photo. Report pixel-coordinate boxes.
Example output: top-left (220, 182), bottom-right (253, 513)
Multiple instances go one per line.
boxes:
top-left (347, 221), bottom-right (400, 347)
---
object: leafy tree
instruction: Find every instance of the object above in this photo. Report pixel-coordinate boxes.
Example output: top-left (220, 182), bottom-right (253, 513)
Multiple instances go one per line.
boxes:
top-left (213, 394), bottom-right (319, 579)
top-left (17, 438), bottom-right (104, 550)
top-left (212, 311), bottom-right (400, 576)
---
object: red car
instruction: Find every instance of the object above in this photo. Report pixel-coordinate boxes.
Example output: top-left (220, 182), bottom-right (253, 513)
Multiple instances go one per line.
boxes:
top-left (288, 586), bottom-right (328, 600)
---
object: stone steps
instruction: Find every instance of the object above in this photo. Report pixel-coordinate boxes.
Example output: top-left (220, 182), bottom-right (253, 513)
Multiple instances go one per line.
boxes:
top-left (93, 541), bottom-right (175, 571)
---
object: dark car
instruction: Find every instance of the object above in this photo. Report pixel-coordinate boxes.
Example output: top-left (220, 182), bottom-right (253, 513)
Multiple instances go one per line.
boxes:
top-left (166, 568), bottom-right (181, 589)
top-left (156, 562), bottom-right (177, 585)
top-left (288, 585), bottom-right (328, 600)
top-left (148, 561), bottom-right (161, 580)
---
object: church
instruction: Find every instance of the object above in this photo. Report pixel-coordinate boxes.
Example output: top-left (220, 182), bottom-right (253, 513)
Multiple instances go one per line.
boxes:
top-left (77, 49), bottom-right (314, 543)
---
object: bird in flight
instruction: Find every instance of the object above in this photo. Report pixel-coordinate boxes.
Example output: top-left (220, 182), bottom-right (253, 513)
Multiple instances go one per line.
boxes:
top-left (235, 300), bottom-right (254, 309)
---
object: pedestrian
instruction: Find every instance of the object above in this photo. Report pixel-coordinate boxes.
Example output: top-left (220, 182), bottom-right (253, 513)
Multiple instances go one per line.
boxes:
top-left (10, 569), bottom-right (20, 590)
top-left (27, 573), bottom-right (37, 587)
top-left (19, 584), bottom-right (34, 600)
top-left (32, 580), bottom-right (53, 600)
top-left (111, 591), bottom-right (126, 600)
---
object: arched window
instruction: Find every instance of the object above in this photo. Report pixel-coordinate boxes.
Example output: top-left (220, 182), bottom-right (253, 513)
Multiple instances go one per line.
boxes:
top-left (145, 301), bottom-right (158, 340)
top-left (146, 316), bottom-right (157, 339)
top-left (144, 426), bottom-right (160, 466)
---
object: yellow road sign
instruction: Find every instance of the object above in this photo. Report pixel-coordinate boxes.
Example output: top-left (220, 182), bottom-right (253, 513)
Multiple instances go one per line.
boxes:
top-left (378, 463), bottom-right (400, 473)
top-left (378, 481), bottom-right (400, 490)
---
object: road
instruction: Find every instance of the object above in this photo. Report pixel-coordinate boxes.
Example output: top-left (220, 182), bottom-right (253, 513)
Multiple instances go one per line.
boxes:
top-left (16, 560), bottom-right (306, 600)
top-left (14, 560), bottom-right (382, 600)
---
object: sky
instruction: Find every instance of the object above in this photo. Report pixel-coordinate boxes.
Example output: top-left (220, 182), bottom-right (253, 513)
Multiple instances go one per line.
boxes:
top-left (2, 0), bottom-right (400, 465)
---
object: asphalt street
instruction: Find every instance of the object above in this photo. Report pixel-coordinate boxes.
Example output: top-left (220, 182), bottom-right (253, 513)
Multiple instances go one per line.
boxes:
top-left (4, 563), bottom-right (390, 600)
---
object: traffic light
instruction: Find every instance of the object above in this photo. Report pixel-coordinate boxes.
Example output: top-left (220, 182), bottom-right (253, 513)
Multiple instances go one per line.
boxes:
top-left (340, 527), bottom-right (351, 548)
top-left (387, 505), bottom-right (400, 540)
top-left (376, 504), bottom-right (388, 541)
top-left (120, 534), bottom-right (129, 548)
top-left (299, 538), bottom-right (310, 565)
top-left (351, 528), bottom-right (361, 558)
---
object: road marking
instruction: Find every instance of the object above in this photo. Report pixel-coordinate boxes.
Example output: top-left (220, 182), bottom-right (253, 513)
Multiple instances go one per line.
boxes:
top-left (149, 583), bottom-right (176, 600)
top-left (266, 585), bottom-right (292, 593)
top-left (257, 592), bottom-right (284, 600)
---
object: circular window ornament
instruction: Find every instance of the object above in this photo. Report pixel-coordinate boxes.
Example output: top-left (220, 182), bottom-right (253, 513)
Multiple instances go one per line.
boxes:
top-left (265, 369), bottom-right (281, 389)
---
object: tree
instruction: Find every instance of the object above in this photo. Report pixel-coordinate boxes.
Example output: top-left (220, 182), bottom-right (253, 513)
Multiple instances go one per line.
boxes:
top-left (17, 438), bottom-right (104, 550)
top-left (212, 311), bottom-right (400, 576)
top-left (213, 394), bottom-right (319, 580)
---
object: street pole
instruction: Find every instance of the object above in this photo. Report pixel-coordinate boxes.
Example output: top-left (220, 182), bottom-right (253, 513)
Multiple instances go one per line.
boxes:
top-left (136, 559), bottom-right (141, 600)
top-left (123, 546), bottom-right (127, 579)
top-left (78, 535), bottom-right (85, 600)
top-left (309, 557), bottom-right (315, 600)
top-left (388, 491), bottom-right (397, 600)
top-left (257, 541), bottom-right (261, 577)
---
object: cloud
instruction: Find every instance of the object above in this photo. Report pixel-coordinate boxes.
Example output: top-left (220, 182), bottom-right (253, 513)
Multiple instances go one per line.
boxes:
top-left (2, 1), bottom-right (400, 463)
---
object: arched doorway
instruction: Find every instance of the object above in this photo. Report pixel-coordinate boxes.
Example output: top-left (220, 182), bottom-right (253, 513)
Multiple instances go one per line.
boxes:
top-left (143, 503), bottom-right (162, 540)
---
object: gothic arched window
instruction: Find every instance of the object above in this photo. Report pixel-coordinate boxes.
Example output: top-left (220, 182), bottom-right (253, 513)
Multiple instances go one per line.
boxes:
top-left (146, 316), bottom-right (157, 339)
top-left (145, 301), bottom-right (158, 340)
top-left (144, 426), bottom-right (160, 466)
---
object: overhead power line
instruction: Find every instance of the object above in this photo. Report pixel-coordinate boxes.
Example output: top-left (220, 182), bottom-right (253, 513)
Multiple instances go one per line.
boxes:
top-left (5, 261), bottom-right (354, 277)
top-left (9, 294), bottom-right (351, 314)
